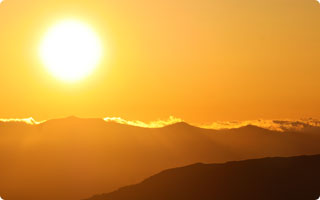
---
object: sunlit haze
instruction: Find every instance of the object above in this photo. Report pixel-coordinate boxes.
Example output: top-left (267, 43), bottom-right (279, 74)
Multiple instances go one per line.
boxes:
top-left (0, 0), bottom-right (319, 124)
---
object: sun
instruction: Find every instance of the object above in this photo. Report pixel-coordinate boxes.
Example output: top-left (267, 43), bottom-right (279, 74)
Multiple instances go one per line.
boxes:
top-left (40, 20), bottom-right (102, 82)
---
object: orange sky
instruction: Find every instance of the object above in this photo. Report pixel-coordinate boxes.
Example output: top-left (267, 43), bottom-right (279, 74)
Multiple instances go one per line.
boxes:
top-left (0, 0), bottom-right (320, 123)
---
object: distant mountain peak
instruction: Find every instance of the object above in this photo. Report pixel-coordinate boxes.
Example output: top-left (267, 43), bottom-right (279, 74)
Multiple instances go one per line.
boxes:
top-left (40, 116), bottom-right (107, 127)
top-left (238, 124), bottom-right (271, 131)
top-left (162, 122), bottom-right (198, 130)
top-left (65, 115), bottom-right (79, 119)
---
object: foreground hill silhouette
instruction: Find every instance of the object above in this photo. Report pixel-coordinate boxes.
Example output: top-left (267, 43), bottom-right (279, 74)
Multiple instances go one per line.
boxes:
top-left (86, 155), bottom-right (320, 200)
top-left (1, 117), bottom-right (320, 200)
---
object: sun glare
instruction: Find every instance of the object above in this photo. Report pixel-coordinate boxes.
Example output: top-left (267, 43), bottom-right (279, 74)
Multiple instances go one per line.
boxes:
top-left (40, 20), bottom-right (102, 82)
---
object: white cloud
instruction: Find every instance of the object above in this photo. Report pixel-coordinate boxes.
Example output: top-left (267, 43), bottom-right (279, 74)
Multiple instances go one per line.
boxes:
top-left (104, 116), bottom-right (183, 128)
top-left (0, 117), bottom-right (41, 125)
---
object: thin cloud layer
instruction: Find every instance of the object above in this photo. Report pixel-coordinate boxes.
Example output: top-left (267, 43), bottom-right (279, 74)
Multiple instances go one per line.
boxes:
top-left (0, 117), bottom-right (40, 125)
top-left (202, 118), bottom-right (320, 132)
top-left (104, 117), bottom-right (320, 131)
top-left (1, 116), bottom-right (320, 132)
top-left (104, 116), bottom-right (183, 128)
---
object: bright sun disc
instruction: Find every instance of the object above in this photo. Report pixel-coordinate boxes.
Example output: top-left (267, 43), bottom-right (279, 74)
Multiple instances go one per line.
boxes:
top-left (40, 20), bottom-right (102, 82)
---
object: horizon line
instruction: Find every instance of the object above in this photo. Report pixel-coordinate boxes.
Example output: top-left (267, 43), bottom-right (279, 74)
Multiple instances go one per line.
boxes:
top-left (0, 115), bottom-right (319, 132)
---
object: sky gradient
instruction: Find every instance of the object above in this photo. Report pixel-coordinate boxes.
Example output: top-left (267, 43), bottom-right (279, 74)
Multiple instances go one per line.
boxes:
top-left (0, 0), bottom-right (320, 123)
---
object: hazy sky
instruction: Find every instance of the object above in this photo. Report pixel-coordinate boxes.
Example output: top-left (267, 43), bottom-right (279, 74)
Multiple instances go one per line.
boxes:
top-left (0, 0), bottom-right (320, 123)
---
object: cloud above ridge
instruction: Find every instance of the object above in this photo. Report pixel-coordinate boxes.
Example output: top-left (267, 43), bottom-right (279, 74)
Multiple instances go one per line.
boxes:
top-left (103, 116), bottom-right (183, 128)
top-left (0, 117), bottom-right (40, 125)
top-left (1, 116), bottom-right (320, 132)
top-left (201, 118), bottom-right (320, 132)
top-left (104, 117), bottom-right (320, 132)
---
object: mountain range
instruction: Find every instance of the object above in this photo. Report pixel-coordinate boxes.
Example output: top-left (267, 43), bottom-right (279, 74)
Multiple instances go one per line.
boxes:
top-left (0, 116), bottom-right (320, 200)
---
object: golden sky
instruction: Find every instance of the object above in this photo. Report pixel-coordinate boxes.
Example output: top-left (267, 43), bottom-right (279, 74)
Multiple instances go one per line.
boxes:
top-left (0, 0), bottom-right (320, 123)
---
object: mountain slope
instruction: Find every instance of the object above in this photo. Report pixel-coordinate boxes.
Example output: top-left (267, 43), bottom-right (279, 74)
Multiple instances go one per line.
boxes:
top-left (86, 155), bottom-right (320, 200)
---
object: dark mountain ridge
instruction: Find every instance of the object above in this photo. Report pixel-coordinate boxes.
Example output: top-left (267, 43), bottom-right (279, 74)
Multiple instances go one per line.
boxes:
top-left (85, 154), bottom-right (320, 200)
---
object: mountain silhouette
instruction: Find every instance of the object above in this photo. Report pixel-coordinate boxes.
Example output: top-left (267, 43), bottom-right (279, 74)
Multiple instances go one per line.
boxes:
top-left (85, 155), bottom-right (320, 200)
top-left (1, 117), bottom-right (320, 200)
